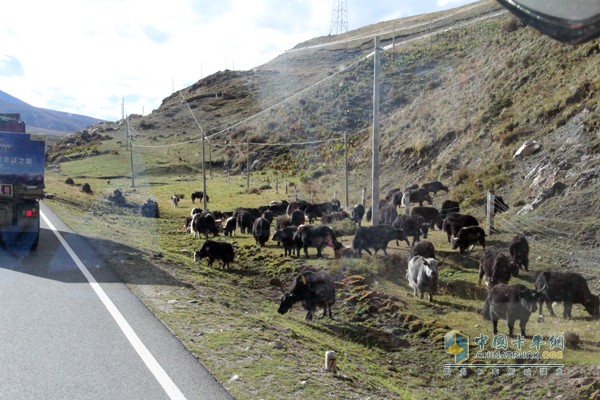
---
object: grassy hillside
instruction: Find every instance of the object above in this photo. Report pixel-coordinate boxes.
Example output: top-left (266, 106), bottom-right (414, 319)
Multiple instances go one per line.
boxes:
top-left (44, 1), bottom-right (599, 398)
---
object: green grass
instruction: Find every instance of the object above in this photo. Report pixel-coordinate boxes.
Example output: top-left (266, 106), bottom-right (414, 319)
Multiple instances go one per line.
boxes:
top-left (44, 158), bottom-right (600, 399)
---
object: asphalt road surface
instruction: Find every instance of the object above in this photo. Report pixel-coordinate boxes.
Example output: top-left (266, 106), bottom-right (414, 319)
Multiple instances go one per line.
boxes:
top-left (0, 202), bottom-right (233, 400)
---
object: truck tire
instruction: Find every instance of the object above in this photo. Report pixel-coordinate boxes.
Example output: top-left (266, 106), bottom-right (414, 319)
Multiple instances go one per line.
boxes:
top-left (29, 233), bottom-right (39, 251)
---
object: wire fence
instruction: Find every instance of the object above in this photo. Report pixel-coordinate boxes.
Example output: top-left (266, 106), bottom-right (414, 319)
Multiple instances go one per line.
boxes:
top-left (119, 3), bottom-right (598, 284)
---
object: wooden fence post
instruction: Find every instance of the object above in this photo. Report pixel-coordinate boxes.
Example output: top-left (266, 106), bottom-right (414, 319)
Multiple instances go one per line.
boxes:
top-left (487, 189), bottom-right (496, 234)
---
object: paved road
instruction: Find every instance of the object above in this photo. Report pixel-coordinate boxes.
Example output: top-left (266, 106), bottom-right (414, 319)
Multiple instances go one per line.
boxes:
top-left (0, 202), bottom-right (233, 400)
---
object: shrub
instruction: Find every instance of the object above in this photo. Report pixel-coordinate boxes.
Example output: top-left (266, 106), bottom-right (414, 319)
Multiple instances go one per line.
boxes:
top-left (330, 219), bottom-right (357, 237)
top-left (108, 189), bottom-right (127, 206)
top-left (311, 169), bottom-right (326, 179)
top-left (484, 98), bottom-right (513, 121)
top-left (564, 331), bottom-right (580, 349)
top-left (80, 183), bottom-right (93, 194)
top-left (501, 16), bottom-right (522, 33)
top-left (140, 199), bottom-right (160, 218)
top-left (139, 121), bottom-right (155, 130)
top-left (454, 168), bottom-right (471, 186)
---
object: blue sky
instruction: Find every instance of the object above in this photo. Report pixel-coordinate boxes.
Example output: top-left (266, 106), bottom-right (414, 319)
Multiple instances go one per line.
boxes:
top-left (0, 0), bottom-right (477, 121)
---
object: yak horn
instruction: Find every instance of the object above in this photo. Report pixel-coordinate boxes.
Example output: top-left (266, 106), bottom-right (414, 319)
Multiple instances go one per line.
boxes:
top-left (537, 283), bottom-right (547, 292)
top-left (300, 274), bottom-right (307, 285)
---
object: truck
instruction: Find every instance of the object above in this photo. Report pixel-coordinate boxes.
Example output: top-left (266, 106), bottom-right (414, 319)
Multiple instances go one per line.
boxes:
top-left (0, 113), bottom-right (45, 250)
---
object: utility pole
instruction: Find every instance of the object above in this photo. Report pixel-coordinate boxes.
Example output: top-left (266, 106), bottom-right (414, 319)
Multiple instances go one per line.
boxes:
top-left (178, 90), bottom-right (209, 208)
top-left (201, 135), bottom-right (207, 210)
top-left (246, 139), bottom-right (250, 193)
top-left (122, 99), bottom-right (129, 151)
top-left (209, 140), bottom-right (212, 178)
top-left (371, 36), bottom-right (381, 226)
top-left (344, 130), bottom-right (349, 208)
top-left (127, 116), bottom-right (135, 188)
top-left (487, 189), bottom-right (496, 234)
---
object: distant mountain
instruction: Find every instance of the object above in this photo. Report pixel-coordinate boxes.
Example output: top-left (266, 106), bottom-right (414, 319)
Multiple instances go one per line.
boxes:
top-left (0, 90), bottom-right (104, 136)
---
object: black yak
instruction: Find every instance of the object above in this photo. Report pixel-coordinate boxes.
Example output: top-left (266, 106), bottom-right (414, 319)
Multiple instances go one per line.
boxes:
top-left (278, 270), bottom-right (336, 320)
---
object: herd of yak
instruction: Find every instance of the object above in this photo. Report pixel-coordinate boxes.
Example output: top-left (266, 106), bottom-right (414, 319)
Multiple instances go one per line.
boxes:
top-left (180, 183), bottom-right (599, 337)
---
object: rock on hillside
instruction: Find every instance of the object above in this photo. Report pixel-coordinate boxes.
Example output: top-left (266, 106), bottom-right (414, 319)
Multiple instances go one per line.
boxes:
top-left (516, 109), bottom-right (598, 216)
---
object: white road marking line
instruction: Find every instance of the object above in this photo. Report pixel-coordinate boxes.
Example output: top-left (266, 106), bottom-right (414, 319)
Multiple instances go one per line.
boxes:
top-left (41, 211), bottom-right (187, 400)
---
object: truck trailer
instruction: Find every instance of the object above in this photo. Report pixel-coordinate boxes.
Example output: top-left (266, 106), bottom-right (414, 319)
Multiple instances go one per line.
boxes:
top-left (0, 113), bottom-right (45, 250)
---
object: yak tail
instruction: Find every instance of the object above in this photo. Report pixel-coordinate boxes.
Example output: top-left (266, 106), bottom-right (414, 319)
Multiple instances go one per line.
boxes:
top-left (481, 297), bottom-right (491, 321)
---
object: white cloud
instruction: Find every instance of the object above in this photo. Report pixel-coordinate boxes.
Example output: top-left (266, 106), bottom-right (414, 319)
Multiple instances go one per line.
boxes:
top-left (0, 55), bottom-right (24, 77)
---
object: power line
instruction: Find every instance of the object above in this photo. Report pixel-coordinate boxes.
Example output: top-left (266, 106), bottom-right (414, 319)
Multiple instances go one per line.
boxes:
top-left (290, 0), bottom-right (498, 54)
top-left (132, 4), bottom-right (511, 151)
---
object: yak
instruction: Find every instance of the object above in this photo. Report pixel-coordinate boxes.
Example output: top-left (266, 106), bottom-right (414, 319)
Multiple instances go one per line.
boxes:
top-left (478, 249), bottom-right (517, 287)
top-left (481, 283), bottom-right (540, 337)
top-left (406, 256), bottom-right (442, 302)
top-left (412, 240), bottom-right (436, 259)
top-left (194, 240), bottom-right (234, 269)
top-left (272, 225), bottom-right (298, 257)
top-left (508, 234), bottom-right (530, 274)
top-left (451, 225), bottom-right (486, 254)
top-left (293, 225), bottom-right (337, 258)
top-left (278, 270), bottom-right (336, 320)
top-left (352, 224), bottom-right (406, 256)
top-left (442, 213), bottom-right (478, 243)
top-left (351, 204), bottom-right (366, 226)
top-left (421, 181), bottom-right (449, 196)
top-left (535, 271), bottom-right (599, 320)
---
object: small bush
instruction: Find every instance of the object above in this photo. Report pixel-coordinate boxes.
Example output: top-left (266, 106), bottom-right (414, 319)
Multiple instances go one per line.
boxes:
top-left (454, 168), bottom-right (471, 186)
top-left (80, 183), bottom-right (93, 194)
top-left (330, 219), bottom-right (357, 237)
top-left (484, 98), bottom-right (513, 121)
top-left (502, 16), bottom-right (522, 33)
top-left (247, 132), bottom-right (266, 144)
top-left (426, 80), bottom-right (441, 91)
top-left (311, 169), bottom-right (326, 180)
top-left (411, 137), bottom-right (427, 154)
top-left (140, 198), bottom-right (160, 218)
top-left (564, 331), bottom-right (580, 349)
top-left (108, 189), bottom-right (127, 206)
top-left (389, 90), bottom-right (409, 107)
top-left (498, 126), bottom-right (532, 146)
top-left (139, 121), bottom-right (155, 130)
